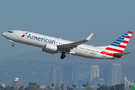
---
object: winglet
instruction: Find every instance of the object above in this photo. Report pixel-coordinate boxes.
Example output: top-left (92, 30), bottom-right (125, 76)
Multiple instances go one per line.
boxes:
top-left (86, 33), bottom-right (94, 41)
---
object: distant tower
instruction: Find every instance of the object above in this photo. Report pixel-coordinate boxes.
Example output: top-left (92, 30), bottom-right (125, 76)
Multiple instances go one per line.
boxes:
top-left (90, 65), bottom-right (99, 82)
top-left (13, 78), bottom-right (19, 90)
top-left (63, 64), bottom-right (72, 87)
top-left (72, 64), bottom-right (78, 86)
top-left (51, 67), bottom-right (62, 86)
top-left (109, 63), bottom-right (122, 85)
top-left (99, 78), bottom-right (104, 85)
top-left (28, 82), bottom-right (38, 90)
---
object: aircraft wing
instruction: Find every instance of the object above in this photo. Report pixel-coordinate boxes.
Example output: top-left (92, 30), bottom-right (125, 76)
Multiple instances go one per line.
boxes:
top-left (58, 33), bottom-right (93, 51)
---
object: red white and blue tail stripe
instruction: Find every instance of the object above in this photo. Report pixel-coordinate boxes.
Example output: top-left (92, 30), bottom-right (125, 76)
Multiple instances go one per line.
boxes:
top-left (105, 31), bottom-right (133, 53)
top-left (100, 31), bottom-right (133, 58)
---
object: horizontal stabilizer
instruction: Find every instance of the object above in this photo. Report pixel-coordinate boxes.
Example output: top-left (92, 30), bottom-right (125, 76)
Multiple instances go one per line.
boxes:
top-left (114, 52), bottom-right (131, 56)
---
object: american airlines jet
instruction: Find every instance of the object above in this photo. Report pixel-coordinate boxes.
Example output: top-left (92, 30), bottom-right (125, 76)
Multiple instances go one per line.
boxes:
top-left (2, 30), bottom-right (133, 59)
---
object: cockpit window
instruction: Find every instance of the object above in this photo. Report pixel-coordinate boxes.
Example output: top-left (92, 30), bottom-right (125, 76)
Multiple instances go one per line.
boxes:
top-left (8, 31), bottom-right (13, 33)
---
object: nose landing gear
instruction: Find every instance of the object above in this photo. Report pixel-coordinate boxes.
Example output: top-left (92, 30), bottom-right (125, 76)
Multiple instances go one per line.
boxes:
top-left (8, 40), bottom-right (15, 47)
top-left (12, 43), bottom-right (15, 47)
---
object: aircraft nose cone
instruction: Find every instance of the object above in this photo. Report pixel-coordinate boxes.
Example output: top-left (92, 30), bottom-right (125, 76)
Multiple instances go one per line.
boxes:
top-left (2, 32), bottom-right (6, 37)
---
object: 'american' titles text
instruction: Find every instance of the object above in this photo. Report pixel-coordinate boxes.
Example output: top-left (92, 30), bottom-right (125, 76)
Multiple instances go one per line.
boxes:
top-left (27, 34), bottom-right (56, 44)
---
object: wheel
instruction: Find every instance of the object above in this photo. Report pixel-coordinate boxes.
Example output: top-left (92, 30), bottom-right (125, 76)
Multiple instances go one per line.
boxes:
top-left (60, 53), bottom-right (66, 59)
top-left (12, 44), bottom-right (15, 47)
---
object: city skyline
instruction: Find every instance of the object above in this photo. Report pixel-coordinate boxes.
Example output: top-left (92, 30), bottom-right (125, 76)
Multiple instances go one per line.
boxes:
top-left (0, 58), bottom-right (133, 87)
top-left (0, 79), bottom-right (127, 90)
top-left (0, 48), bottom-right (134, 88)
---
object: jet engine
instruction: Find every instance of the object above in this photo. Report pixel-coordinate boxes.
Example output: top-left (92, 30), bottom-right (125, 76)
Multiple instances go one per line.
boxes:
top-left (42, 43), bottom-right (58, 54)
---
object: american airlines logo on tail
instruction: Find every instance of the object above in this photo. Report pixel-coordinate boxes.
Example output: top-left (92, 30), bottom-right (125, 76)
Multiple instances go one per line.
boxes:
top-left (106, 31), bottom-right (133, 53)
top-left (100, 31), bottom-right (133, 58)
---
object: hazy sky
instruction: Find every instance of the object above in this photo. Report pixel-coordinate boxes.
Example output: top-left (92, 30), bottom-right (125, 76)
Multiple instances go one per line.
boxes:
top-left (0, 0), bottom-right (135, 58)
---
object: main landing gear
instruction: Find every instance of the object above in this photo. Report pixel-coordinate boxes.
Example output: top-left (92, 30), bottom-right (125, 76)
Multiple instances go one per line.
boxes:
top-left (60, 52), bottom-right (66, 59)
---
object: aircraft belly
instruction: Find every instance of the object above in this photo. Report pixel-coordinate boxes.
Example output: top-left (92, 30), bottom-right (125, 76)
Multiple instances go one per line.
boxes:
top-left (73, 49), bottom-right (99, 59)
top-left (73, 49), bottom-right (114, 59)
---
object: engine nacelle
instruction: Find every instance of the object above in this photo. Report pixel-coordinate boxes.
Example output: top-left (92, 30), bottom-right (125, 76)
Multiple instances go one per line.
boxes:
top-left (42, 43), bottom-right (58, 54)
top-left (45, 43), bottom-right (57, 51)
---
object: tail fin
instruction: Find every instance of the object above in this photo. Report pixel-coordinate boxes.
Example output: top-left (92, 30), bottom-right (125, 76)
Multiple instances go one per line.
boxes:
top-left (105, 31), bottom-right (133, 53)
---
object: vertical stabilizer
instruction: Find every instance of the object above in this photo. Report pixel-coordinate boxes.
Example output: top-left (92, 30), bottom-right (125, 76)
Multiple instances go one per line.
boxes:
top-left (105, 31), bottom-right (133, 53)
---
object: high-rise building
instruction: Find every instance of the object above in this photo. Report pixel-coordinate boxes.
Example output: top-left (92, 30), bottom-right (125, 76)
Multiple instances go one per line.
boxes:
top-left (63, 64), bottom-right (72, 87)
top-left (100, 65), bottom-right (110, 85)
top-left (109, 63), bottom-right (122, 85)
top-left (99, 78), bottom-right (104, 85)
top-left (28, 82), bottom-right (38, 90)
top-left (51, 67), bottom-right (62, 86)
top-left (13, 78), bottom-right (19, 90)
top-left (90, 65), bottom-right (99, 82)
top-left (72, 64), bottom-right (78, 86)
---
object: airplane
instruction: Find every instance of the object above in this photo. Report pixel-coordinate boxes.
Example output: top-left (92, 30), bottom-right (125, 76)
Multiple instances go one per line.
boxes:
top-left (2, 30), bottom-right (133, 60)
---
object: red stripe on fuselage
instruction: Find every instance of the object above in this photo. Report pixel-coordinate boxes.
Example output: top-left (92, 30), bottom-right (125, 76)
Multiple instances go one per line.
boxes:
top-left (106, 47), bottom-right (123, 53)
